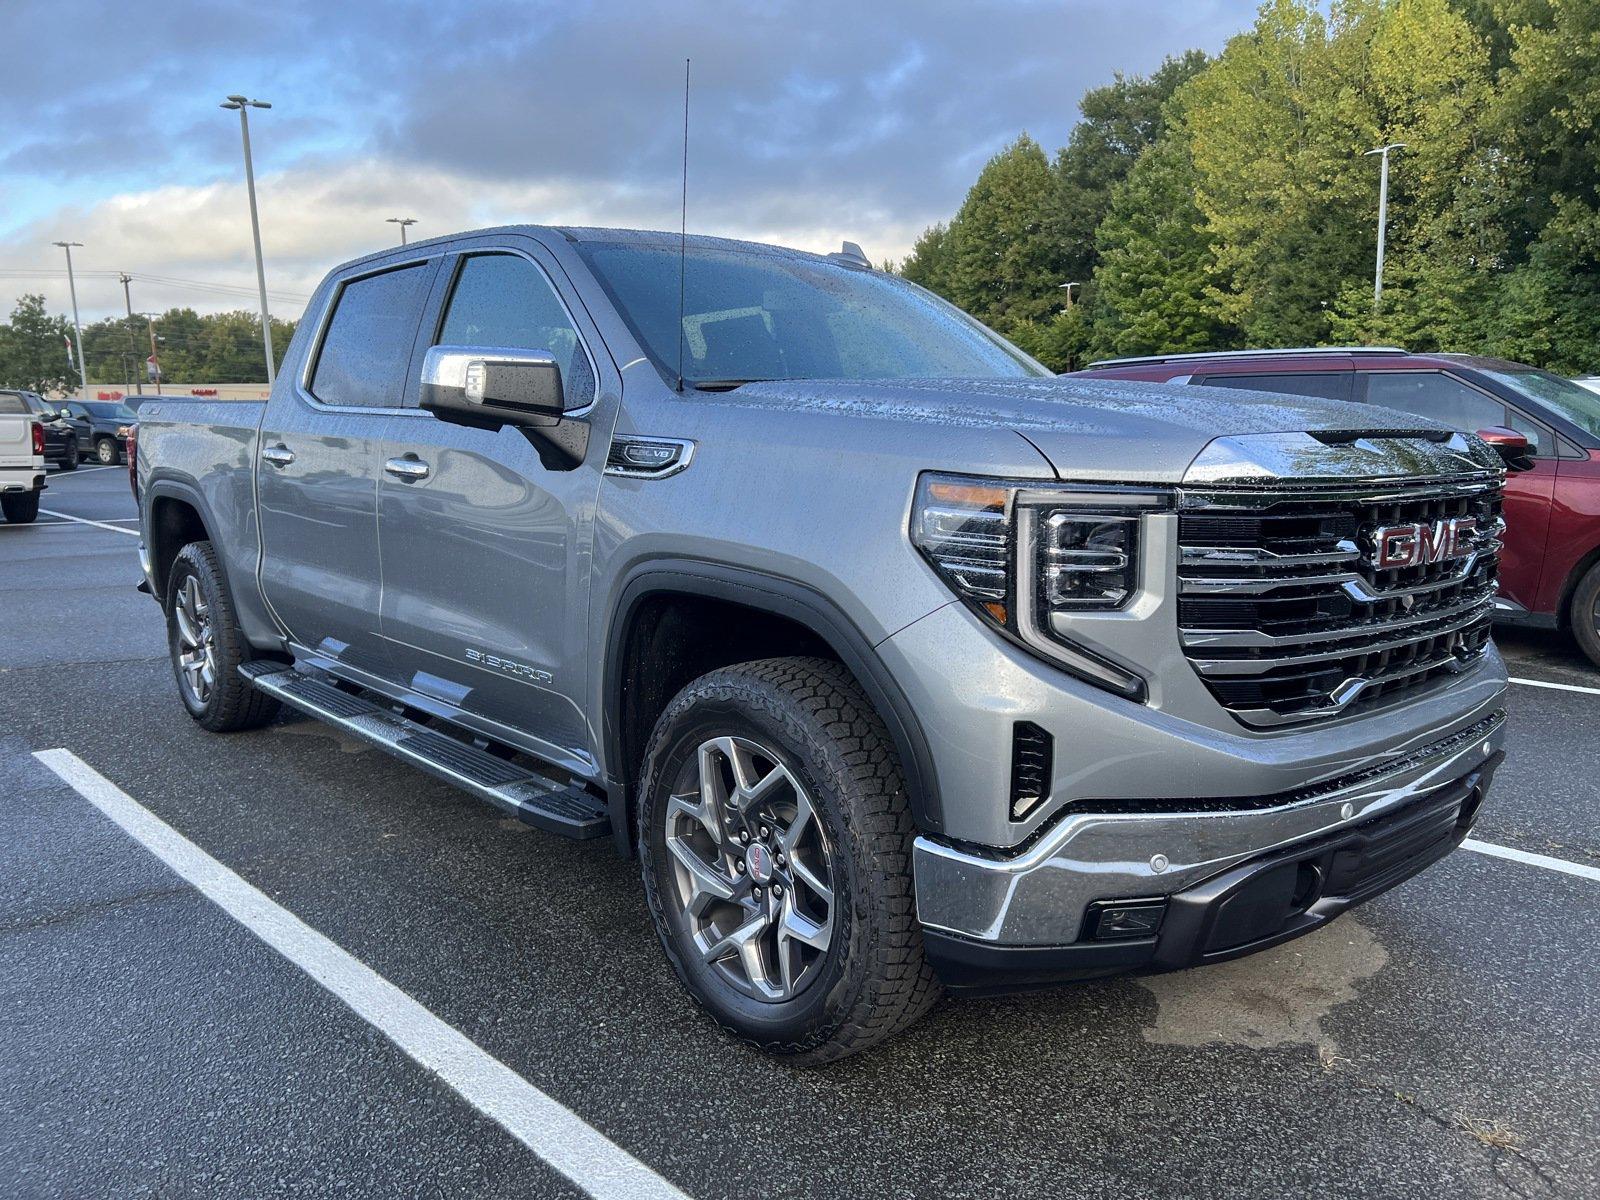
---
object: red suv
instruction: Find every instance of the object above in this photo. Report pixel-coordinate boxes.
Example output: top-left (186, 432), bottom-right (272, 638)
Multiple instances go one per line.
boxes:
top-left (1076, 348), bottom-right (1600, 667)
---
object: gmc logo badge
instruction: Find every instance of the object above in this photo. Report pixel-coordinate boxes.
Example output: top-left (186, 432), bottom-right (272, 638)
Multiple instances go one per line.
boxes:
top-left (1371, 517), bottom-right (1478, 570)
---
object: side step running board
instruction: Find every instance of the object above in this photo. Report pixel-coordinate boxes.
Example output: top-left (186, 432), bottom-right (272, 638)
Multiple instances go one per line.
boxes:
top-left (239, 661), bottom-right (610, 840)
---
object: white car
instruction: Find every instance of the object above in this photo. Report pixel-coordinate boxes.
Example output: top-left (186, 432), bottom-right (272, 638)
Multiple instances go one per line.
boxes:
top-left (1574, 376), bottom-right (1600, 396)
top-left (0, 393), bottom-right (46, 523)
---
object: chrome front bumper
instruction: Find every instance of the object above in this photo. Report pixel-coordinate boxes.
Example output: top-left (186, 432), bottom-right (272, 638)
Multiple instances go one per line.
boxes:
top-left (913, 712), bottom-right (1506, 947)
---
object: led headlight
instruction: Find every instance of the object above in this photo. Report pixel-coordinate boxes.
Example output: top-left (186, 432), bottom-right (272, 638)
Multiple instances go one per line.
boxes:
top-left (911, 473), bottom-right (1168, 700)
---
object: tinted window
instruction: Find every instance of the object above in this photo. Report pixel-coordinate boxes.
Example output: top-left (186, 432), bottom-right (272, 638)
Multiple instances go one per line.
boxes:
top-left (1363, 372), bottom-right (1506, 434)
top-left (0, 394), bottom-right (24, 414)
top-left (437, 254), bottom-right (595, 407)
top-left (1501, 408), bottom-right (1553, 457)
top-left (310, 264), bottom-right (432, 408)
top-left (84, 401), bottom-right (137, 420)
top-left (574, 239), bottom-right (1044, 386)
top-left (1200, 372), bottom-right (1353, 401)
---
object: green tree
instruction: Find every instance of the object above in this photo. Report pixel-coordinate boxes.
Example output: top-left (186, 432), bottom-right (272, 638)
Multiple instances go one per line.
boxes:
top-left (1087, 135), bottom-right (1236, 358)
top-left (0, 294), bottom-right (75, 393)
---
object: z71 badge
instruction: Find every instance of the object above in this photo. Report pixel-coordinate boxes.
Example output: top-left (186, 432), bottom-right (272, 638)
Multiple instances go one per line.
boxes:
top-left (464, 648), bottom-right (554, 685)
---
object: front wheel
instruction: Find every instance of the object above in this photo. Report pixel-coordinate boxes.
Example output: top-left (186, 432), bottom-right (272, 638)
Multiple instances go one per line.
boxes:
top-left (95, 437), bottom-right (120, 465)
top-left (1570, 561), bottom-right (1600, 670)
top-left (165, 541), bottom-right (280, 732)
top-left (638, 657), bottom-right (941, 1064)
top-left (58, 443), bottom-right (79, 471)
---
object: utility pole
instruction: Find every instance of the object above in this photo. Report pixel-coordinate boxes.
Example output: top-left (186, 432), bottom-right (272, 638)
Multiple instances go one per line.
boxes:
top-left (119, 273), bottom-right (144, 395)
top-left (53, 240), bottom-right (87, 397)
top-left (386, 217), bottom-right (417, 245)
top-left (1058, 281), bottom-right (1080, 312)
top-left (221, 94), bottom-right (276, 384)
top-left (1364, 143), bottom-right (1406, 312)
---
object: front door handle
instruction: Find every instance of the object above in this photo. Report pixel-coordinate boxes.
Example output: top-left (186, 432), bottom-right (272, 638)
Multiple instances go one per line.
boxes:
top-left (261, 444), bottom-right (295, 467)
top-left (384, 455), bottom-right (431, 482)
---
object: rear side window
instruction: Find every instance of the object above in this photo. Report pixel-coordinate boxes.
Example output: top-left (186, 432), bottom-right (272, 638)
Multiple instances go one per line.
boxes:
top-left (436, 254), bottom-right (595, 407)
top-left (1362, 372), bottom-right (1506, 436)
top-left (1199, 372), bottom-right (1354, 401)
top-left (310, 263), bottom-right (432, 408)
top-left (0, 394), bottom-right (25, 414)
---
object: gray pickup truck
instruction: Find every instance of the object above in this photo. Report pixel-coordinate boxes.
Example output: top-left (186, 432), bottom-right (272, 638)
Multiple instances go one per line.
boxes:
top-left (137, 226), bottom-right (1511, 1062)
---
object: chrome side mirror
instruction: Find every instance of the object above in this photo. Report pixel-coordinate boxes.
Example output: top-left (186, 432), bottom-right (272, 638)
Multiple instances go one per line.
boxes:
top-left (420, 345), bottom-right (566, 428)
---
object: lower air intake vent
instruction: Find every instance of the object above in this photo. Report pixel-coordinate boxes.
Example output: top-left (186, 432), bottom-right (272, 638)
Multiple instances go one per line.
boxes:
top-left (1010, 721), bottom-right (1054, 821)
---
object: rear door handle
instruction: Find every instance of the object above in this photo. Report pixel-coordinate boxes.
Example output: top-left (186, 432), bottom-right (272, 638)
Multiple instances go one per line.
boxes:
top-left (261, 444), bottom-right (295, 467)
top-left (384, 455), bottom-right (431, 481)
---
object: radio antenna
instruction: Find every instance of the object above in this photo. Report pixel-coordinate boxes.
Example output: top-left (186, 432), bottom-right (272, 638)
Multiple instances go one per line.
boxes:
top-left (675, 57), bottom-right (690, 392)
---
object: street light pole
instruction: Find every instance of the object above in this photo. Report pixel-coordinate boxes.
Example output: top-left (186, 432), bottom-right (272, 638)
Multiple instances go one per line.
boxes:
top-left (222, 94), bottom-right (276, 384)
top-left (1058, 281), bottom-right (1080, 312)
top-left (1364, 142), bottom-right (1407, 312)
top-left (53, 241), bottom-right (87, 397)
top-left (386, 217), bottom-right (417, 245)
top-left (119, 273), bottom-right (143, 395)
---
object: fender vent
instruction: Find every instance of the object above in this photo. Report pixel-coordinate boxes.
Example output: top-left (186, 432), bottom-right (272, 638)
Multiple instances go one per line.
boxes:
top-left (1009, 721), bottom-right (1053, 821)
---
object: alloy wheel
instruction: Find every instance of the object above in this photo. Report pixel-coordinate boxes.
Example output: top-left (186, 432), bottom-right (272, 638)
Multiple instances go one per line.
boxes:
top-left (174, 575), bottom-right (217, 707)
top-left (664, 736), bottom-right (835, 1002)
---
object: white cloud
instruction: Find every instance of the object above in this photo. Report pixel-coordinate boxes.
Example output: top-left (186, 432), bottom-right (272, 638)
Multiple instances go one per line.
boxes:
top-left (0, 157), bottom-right (934, 322)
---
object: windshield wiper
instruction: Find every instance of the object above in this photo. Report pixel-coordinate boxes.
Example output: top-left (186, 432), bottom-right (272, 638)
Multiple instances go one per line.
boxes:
top-left (689, 378), bottom-right (784, 392)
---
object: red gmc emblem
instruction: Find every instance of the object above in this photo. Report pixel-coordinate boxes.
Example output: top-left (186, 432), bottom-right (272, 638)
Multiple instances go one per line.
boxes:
top-left (1371, 517), bottom-right (1478, 570)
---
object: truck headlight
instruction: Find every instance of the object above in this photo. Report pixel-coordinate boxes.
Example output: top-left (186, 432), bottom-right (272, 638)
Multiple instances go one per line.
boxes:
top-left (911, 473), bottom-right (1168, 700)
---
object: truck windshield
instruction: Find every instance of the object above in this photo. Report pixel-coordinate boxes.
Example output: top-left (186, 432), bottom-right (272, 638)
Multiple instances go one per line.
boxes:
top-left (573, 239), bottom-right (1047, 387)
top-left (1483, 368), bottom-right (1600, 439)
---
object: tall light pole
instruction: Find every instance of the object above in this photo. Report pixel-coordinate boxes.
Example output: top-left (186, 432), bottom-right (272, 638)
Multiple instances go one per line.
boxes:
top-left (221, 94), bottom-right (276, 384)
top-left (386, 217), bottom-right (417, 245)
top-left (1364, 142), bottom-right (1406, 312)
top-left (53, 241), bottom-right (87, 397)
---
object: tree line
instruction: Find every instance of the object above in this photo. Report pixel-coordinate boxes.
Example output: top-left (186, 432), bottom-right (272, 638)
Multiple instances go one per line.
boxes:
top-left (0, 293), bottom-right (295, 394)
top-left (899, 0), bottom-right (1600, 374)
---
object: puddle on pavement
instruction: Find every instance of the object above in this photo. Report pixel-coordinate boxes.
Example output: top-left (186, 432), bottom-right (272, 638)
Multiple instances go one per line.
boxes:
top-left (1136, 917), bottom-right (1388, 1052)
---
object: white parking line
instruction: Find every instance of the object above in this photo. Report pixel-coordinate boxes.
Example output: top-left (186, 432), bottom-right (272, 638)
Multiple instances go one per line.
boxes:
top-left (1509, 676), bottom-right (1600, 698)
top-left (50, 464), bottom-right (121, 475)
top-left (38, 509), bottom-right (138, 537)
top-left (1462, 838), bottom-right (1600, 883)
top-left (32, 749), bottom-right (691, 1200)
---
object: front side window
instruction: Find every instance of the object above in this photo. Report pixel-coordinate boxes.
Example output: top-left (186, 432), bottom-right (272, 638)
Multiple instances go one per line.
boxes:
top-left (1363, 372), bottom-right (1506, 436)
top-left (436, 254), bottom-right (595, 407)
top-left (573, 238), bottom-right (1045, 387)
top-left (310, 263), bottom-right (433, 408)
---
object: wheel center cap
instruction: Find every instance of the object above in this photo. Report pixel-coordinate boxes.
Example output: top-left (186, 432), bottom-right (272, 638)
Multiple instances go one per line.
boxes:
top-left (744, 841), bottom-right (774, 884)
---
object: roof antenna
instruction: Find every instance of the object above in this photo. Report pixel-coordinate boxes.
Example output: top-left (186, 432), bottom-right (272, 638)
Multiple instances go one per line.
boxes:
top-left (675, 57), bottom-right (690, 393)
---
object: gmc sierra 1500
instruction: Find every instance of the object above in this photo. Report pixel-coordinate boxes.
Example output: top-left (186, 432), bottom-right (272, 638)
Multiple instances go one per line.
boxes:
top-left (136, 226), bottom-right (1510, 1062)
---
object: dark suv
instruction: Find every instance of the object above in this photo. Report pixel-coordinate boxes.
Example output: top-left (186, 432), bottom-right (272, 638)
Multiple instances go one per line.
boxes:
top-left (57, 399), bottom-right (139, 464)
top-left (1076, 348), bottom-right (1600, 666)
top-left (0, 390), bottom-right (80, 470)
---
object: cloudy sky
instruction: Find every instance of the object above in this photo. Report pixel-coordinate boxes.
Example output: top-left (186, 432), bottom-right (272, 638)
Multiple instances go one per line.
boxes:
top-left (2, 0), bottom-right (1258, 323)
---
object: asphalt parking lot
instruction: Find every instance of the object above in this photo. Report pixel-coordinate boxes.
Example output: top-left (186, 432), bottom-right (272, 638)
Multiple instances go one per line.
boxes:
top-left (3, 464), bottom-right (1597, 1199)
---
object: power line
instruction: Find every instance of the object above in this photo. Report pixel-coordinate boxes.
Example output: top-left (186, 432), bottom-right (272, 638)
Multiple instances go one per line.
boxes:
top-left (0, 268), bottom-right (309, 304)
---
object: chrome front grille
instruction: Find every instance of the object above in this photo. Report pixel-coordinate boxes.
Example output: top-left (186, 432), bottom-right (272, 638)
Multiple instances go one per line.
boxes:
top-left (1176, 476), bottom-right (1503, 726)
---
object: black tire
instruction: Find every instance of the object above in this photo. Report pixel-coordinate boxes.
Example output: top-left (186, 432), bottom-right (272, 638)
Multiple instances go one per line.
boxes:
top-left (95, 436), bottom-right (120, 465)
top-left (165, 540), bottom-right (280, 732)
top-left (1, 490), bottom-right (40, 524)
top-left (59, 443), bottom-right (79, 470)
top-left (1571, 561), bottom-right (1600, 670)
top-left (638, 656), bottom-right (941, 1064)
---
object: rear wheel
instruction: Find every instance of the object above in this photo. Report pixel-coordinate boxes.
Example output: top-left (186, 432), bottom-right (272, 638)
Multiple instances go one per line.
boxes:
top-left (1, 490), bottom-right (40, 523)
top-left (638, 657), bottom-right (941, 1064)
top-left (1570, 561), bottom-right (1600, 670)
top-left (165, 540), bottom-right (280, 732)
top-left (95, 436), bottom-right (120, 465)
